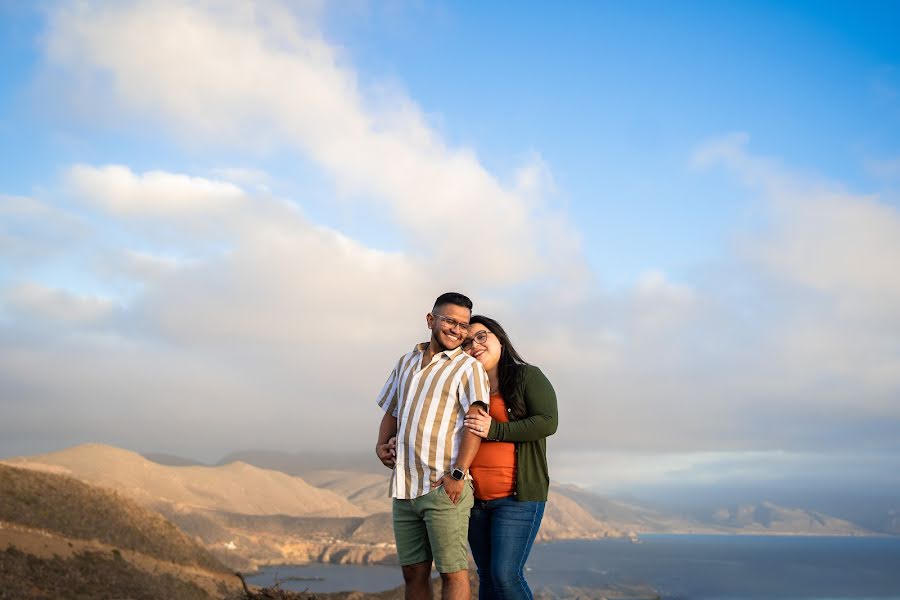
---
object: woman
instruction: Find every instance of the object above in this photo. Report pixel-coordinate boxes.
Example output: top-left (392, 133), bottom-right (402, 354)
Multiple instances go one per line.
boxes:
top-left (462, 315), bottom-right (558, 600)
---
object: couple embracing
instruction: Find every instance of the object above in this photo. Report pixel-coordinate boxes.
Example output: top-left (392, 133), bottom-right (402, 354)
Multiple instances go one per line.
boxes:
top-left (375, 292), bottom-right (559, 600)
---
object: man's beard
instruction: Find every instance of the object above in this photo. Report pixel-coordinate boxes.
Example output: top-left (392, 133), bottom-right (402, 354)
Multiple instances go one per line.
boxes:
top-left (432, 330), bottom-right (456, 351)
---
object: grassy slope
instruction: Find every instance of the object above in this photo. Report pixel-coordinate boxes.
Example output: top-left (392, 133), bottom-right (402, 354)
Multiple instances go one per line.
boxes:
top-left (0, 464), bottom-right (242, 599)
top-left (0, 546), bottom-right (218, 600)
top-left (0, 464), bottom-right (227, 572)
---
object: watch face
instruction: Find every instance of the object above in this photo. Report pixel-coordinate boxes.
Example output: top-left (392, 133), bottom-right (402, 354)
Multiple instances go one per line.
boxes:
top-left (451, 468), bottom-right (464, 480)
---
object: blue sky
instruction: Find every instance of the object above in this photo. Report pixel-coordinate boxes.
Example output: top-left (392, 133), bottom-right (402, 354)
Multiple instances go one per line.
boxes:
top-left (1, 1), bottom-right (900, 491)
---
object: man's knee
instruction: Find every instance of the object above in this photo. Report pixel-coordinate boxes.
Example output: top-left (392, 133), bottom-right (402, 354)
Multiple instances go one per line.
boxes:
top-left (403, 560), bottom-right (433, 584)
top-left (439, 569), bottom-right (468, 582)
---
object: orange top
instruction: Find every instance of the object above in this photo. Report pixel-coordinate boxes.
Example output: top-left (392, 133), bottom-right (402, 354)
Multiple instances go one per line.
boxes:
top-left (469, 392), bottom-right (516, 500)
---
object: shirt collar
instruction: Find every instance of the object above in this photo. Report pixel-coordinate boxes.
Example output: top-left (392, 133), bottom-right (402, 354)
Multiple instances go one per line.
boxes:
top-left (414, 342), bottom-right (464, 360)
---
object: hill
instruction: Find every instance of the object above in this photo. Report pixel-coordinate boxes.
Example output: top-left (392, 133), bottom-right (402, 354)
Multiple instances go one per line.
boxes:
top-left (143, 452), bottom-right (208, 467)
top-left (216, 449), bottom-right (383, 476)
top-left (555, 484), bottom-right (874, 535)
top-left (4, 443), bottom-right (875, 577)
top-left (223, 452), bottom-right (875, 537)
top-left (552, 484), bottom-right (707, 533)
top-left (707, 501), bottom-right (866, 534)
top-left (0, 463), bottom-right (240, 599)
top-left (539, 489), bottom-right (622, 540)
top-left (4, 443), bottom-right (363, 518)
top-left (302, 470), bottom-right (393, 515)
top-left (159, 506), bottom-right (397, 567)
top-left (3, 445), bottom-right (392, 571)
top-left (301, 470), bottom-right (624, 542)
top-left (0, 462), bottom-right (659, 600)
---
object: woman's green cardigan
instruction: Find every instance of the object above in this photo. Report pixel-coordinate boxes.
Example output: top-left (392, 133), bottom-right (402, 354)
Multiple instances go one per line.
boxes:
top-left (485, 364), bottom-right (558, 501)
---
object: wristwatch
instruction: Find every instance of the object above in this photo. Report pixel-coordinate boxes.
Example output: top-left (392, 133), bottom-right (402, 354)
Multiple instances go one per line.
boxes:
top-left (450, 467), bottom-right (465, 481)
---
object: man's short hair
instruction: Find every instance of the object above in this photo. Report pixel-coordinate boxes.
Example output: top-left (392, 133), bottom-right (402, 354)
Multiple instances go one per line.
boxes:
top-left (433, 292), bottom-right (473, 311)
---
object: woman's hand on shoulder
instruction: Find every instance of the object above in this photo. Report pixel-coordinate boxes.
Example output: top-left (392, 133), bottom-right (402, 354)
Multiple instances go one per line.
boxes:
top-left (464, 407), bottom-right (492, 439)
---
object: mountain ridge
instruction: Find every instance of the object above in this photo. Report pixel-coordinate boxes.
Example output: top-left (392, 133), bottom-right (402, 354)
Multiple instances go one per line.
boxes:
top-left (3, 443), bottom-right (880, 577)
top-left (3, 443), bottom-right (364, 519)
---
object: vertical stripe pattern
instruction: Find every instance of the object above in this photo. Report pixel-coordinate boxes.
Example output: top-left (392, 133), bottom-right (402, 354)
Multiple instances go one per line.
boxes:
top-left (376, 343), bottom-right (490, 499)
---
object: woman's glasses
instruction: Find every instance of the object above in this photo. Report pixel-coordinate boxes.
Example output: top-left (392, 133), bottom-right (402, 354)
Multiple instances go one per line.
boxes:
top-left (461, 330), bottom-right (490, 351)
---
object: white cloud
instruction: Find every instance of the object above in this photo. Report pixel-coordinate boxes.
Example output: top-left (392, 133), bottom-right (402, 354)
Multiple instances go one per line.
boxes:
top-left (4, 140), bottom-right (900, 472)
top-left (1, 163), bottom-right (437, 456)
top-left (67, 164), bottom-right (246, 217)
top-left (97, 249), bottom-right (200, 284)
top-left (53, 163), bottom-right (433, 348)
top-left (690, 133), bottom-right (900, 413)
top-left (3, 282), bottom-right (116, 324)
top-left (209, 167), bottom-right (273, 191)
top-left (494, 137), bottom-right (900, 459)
top-left (514, 153), bottom-right (557, 201)
top-left (631, 270), bottom-right (696, 331)
top-left (42, 0), bottom-right (583, 287)
top-left (553, 450), bottom-right (794, 490)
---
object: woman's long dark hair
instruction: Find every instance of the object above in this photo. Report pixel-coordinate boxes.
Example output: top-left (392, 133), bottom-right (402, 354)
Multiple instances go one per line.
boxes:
top-left (469, 315), bottom-right (529, 420)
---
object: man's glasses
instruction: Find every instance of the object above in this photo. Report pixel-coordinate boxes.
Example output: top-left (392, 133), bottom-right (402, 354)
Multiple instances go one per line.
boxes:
top-left (461, 330), bottom-right (490, 351)
top-left (432, 313), bottom-right (471, 333)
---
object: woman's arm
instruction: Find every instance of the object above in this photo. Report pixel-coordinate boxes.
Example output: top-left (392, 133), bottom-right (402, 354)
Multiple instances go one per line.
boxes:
top-left (487, 366), bottom-right (558, 443)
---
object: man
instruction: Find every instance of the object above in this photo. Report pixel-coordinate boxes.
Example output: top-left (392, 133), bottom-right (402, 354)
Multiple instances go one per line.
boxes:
top-left (376, 292), bottom-right (490, 600)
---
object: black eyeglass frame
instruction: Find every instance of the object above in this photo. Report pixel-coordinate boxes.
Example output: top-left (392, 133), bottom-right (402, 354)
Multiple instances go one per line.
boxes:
top-left (461, 329), bottom-right (491, 351)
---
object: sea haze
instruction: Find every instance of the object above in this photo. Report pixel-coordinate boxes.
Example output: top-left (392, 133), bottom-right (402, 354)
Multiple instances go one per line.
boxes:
top-left (615, 473), bottom-right (900, 535)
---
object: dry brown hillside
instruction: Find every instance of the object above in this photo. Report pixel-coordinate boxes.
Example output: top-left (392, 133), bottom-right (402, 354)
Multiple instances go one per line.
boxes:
top-left (538, 490), bottom-right (621, 541)
top-left (0, 464), bottom-right (241, 599)
top-left (0, 464), bottom-right (226, 571)
top-left (708, 501), bottom-right (867, 534)
top-left (3, 444), bottom-right (363, 518)
top-left (3, 447), bottom-right (399, 571)
top-left (301, 470), bottom-right (392, 515)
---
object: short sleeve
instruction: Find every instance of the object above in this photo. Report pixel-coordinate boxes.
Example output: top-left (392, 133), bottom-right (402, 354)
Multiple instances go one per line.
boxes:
top-left (376, 365), bottom-right (400, 418)
top-left (459, 360), bottom-right (490, 411)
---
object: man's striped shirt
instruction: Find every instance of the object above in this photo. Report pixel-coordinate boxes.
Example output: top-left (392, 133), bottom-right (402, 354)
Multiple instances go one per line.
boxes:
top-left (377, 342), bottom-right (490, 500)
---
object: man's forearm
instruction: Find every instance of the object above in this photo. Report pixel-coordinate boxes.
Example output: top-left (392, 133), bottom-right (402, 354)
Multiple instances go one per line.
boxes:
top-left (454, 427), bottom-right (482, 471)
top-left (377, 412), bottom-right (398, 446)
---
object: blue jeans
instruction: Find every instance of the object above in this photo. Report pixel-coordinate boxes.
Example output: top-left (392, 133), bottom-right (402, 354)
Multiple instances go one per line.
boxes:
top-left (468, 496), bottom-right (545, 600)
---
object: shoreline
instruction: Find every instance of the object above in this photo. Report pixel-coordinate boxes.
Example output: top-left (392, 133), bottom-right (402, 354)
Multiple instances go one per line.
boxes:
top-left (245, 531), bottom-right (899, 572)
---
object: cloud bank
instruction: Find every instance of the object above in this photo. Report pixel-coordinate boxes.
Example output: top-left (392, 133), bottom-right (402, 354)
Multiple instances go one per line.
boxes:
top-left (1, 2), bottom-right (898, 486)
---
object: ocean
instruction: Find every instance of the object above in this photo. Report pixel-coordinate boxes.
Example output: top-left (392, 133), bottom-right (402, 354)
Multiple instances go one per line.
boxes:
top-left (247, 535), bottom-right (900, 599)
top-left (528, 535), bottom-right (900, 599)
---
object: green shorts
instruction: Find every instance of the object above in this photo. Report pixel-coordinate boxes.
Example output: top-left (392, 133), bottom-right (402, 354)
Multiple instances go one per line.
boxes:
top-left (392, 481), bottom-right (473, 573)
